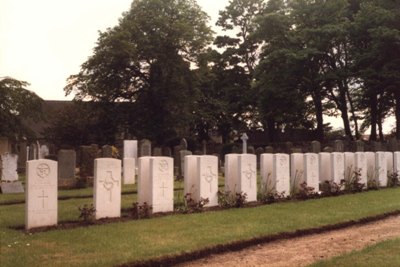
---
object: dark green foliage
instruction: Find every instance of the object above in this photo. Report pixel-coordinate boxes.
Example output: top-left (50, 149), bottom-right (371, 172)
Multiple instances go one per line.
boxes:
top-left (131, 202), bottom-right (152, 219)
top-left (292, 182), bottom-right (318, 200)
top-left (180, 193), bottom-right (209, 213)
top-left (258, 190), bottom-right (286, 204)
top-left (64, 0), bottom-right (213, 144)
top-left (320, 181), bottom-right (343, 196)
top-left (0, 77), bottom-right (43, 140)
top-left (78, 204), bottom-right (96, 224)
top-left (343, 169), bottom-right (365, 193)
top-left (217, 190), bottom-right (248, 208)
top-left (388, 172), bottom-right (400, 188)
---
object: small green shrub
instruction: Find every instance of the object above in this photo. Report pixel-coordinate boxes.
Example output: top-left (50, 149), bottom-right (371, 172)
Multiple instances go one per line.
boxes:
top-left (343, 169), bottom-right (365, 193)
top-left (320, 180), bottom-right (342, 196)
top-left (293, 182), bottom-right (316, 199)
top-left (131, 202), bottom-right (152, 219)
top-left (290, 170), bottom-right (304, 196)
top-left (180, 193), bottom-right (209, 213)
top-left (78, 204), bottom-right (96, 224)
top-left (387, 172), bottom-right (400, 187)
top-left (258, 176), bottom-right (286, 204)
top-left (217, 190), bottom-right (247, 208)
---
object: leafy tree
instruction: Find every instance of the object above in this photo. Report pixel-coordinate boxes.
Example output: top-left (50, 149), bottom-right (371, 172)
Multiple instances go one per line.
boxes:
top-left (44, 102), bottom-right (123, 148)
top-left (192, 50), bottom-right (254, 143)
top-left (215, 0), bottom-right (266, 75)
top-left (254, 0), bottom-right (314, 141)
top-left (65, 0), bottom-right (213, 144)
top-left (0, 77), bottom-right (43, 141)
top-left (351, 0), bottom-right (400, 140)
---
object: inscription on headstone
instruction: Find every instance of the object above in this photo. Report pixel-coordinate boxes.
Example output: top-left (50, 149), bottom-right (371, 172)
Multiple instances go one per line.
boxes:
top-left (150, 157), bottom-right (174, 213)
top-left (238, 154), bottom-right (257, 202)
top-left (94, 158), bottom-right (121, 219)
top-left (25, 159), bottom-right (57, 230)
top-left (273, 154), bottom-right (290, 197)
top-left (197, 156), bottom-right (218, 206)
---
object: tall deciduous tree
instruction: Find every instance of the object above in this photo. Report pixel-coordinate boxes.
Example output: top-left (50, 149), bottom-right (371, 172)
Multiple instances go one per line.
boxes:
top-left (351, 0), bottom-right (400, 140)
top-left (0, 77), bottom-right (43, 140)
top-left (65, 0), bottom-right (212, 143)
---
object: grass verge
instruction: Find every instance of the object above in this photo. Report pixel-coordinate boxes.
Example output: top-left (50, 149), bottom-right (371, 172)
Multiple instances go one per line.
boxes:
top-left (0, 188), bottom-right (399, 267)
top-left (310, 238), bottom-right (400, 267)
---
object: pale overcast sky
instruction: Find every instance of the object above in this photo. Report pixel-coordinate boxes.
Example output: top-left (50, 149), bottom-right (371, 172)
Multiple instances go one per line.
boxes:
top-left (0, 0), bottom-right (395, 132)
top-left (1, 0), bottom-right (229, 100)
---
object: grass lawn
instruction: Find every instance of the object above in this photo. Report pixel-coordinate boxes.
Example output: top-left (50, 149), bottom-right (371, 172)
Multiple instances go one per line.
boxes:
top-left (0, 186), bottom-right (399, 267)
top-left (310, 238), bottom-right (400, 267)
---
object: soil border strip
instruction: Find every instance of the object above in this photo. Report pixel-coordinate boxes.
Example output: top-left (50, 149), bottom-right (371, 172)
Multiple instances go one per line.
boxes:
top-left (116, 210), bottom-right (400, 267)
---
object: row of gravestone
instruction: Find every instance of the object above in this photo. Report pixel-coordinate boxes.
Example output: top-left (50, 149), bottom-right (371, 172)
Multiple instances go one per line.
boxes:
top-left (25, 151), bottom-right (400, 229)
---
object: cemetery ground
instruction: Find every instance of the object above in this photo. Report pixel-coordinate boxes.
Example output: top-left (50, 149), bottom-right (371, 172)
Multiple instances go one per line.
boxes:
top-left (0, 179), bottom-right (399, 267)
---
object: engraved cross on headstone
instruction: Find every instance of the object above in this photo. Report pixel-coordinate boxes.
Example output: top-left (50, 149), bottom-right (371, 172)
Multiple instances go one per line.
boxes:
top-left (38, 190), bottom-right (48, 209)
top-left (160, 182), bottom-right (167, 197)
top-left (202, 166), bottom-right (217, 192)
top-left (99, 171), bottom-right (119, 202)
top-left (243, 163), bottom-right (255, 188)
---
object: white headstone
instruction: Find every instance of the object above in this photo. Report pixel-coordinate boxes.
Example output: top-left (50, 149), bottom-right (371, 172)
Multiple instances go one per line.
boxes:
top-left (355, 152), bottom-right (367, 188)
top-left (331, 152), bottom-right (344, 184)
top-left (290, 153), bottom-right (304, 191)
top-left (150, 157), bottom-right (174, 213)
top-left (197, 156), bottom-right (218, 207)
top-left (25, 159), bottom-right (57, 230)
top-left (375, 152), bottom-right (387, 187)
top-left (344, 152), bottom-right (355, 181)
top-left (394, 152), bottom-right (400, 175)
top-left (180, 150), bottom-right (193, 177)
top-left (224, 154), bottom-right (240, 193)
top-left (260, 154), bottom-right (274, 192)
top-left (385, 152), bottom-right (394, 176)
top-left (123, 140), bottom-right (138, 159)
top-left (94, 158), bottom-right (121, 219)
top-left (365, 152), bottom-right (376, 183)
top-left (318, 152), bottom-right (331, 182)
top-left (304, 153), bottom-right (319, 191)
top-left (184, 155), bottom-right (199, 195)
top-left (138, 157), bottom-right (151, 206)
top-left (1, 153), bottom-right (18, 181)
top-left (238, 154), bottom-right (257, 202)
top-left (123, 158), bottom-right (136, 185)
top-left (273, 153), bottom-right (290, 196)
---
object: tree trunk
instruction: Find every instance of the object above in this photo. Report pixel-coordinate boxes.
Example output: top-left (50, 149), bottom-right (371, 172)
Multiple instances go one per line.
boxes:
top-left (313, 89), bottom-right (324, 141)
top-left (369, 93), bottom-right (378, 141)
top-left (266, 118), bottom-right (276, 142)
top-left (338, 87), bottom-right (353, 140)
